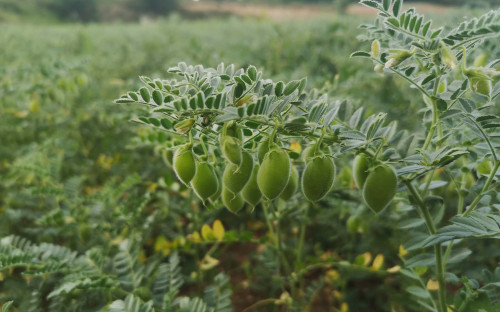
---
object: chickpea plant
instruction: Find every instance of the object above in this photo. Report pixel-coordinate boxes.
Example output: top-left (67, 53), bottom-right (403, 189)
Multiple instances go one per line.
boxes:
top-left (117, 1), bottom-right (500, 310)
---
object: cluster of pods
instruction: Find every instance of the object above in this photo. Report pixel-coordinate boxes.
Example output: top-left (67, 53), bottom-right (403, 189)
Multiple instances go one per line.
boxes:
top-left (166, 122), bottom-right (398, 214)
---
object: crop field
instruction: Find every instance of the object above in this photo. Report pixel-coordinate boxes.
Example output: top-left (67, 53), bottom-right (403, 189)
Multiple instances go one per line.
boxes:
top-left (1, 0), bottom-right (500, 311)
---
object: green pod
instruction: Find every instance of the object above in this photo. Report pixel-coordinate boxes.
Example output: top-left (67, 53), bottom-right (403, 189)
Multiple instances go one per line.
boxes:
top-left (224, 121), bottom-right (243, 141)
top-left (280, 166), bottom-right (299, 201)
top-left (346, 215), bottom-right (360, 234)
top-left (223, 151), bottom-right (254, 194)
top-left (222, 187), bottom-right (245, 213)
top-left (257, 137), bottom-right (277, 164)
top-left (173, 144), bottom-right (196, 184)
top-left (477, 159), bottom-right (492, 176)
top-left (191, 162), bottom-right (219, 202)
top-left (257, 148), bottom-right (291, 200)
top-left (222, 136), bottom-right (242, 165)
top-left (161, 149), bottom-right (174, 167)
top-left (209, 171), bottom-right (222, 202)
top-left (301, 145), bottom-right (319, 162)
top-left (362, 164), bottom-right (397, 213)
top-left (352, 153), bottom-right (370, 189)
top-left (465, 68), bottom-right (492, 97)
top-left (301, 154), bottom-right (336, 202)
top-left (242, 164), bottom-right (262, 207)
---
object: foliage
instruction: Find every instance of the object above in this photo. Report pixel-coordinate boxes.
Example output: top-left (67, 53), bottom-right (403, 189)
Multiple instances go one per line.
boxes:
top-left (1, 1), bottom-right (500, 311)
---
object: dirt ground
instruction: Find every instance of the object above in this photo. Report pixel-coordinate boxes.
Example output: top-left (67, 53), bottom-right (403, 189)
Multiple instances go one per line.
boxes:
top-left (180, 1), bottom-right (452, 21)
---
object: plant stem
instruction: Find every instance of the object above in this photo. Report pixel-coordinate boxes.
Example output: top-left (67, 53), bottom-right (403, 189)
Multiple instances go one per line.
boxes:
top-left (463, 160), bottom-right (500, 216)
top-left (276, 202), bottom-right (296, 298)
top-left (242, 298), bottom-right (277, 312)
top-left (405, 181), bottom-right (447, 312)
top-left (296, 205), bottom-right (309, 265)
top-left (262, 201), bottom-right (280, 278)
top-left (423, 99), bottom-right (439, 150)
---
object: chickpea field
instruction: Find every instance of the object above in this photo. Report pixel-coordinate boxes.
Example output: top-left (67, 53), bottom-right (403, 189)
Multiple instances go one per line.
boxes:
top-left (1, 1), bottom-right (500, 311)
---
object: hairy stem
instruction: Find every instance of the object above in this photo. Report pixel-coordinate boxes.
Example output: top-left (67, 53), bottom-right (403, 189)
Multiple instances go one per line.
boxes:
top-left (405, 181), bottom-right (447, 312)
top-left (463, 160), bottom-right (500, 216)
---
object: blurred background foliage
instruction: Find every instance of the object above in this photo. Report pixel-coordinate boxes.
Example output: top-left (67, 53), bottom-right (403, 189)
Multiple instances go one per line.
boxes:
top-left (0, 0), bottom-right (498, 311)
top-left (0, 0), bottom-right (497, 22)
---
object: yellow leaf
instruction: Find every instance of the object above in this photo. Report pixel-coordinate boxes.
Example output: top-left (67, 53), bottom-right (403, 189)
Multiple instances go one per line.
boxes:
top-left (361, 252), bottom-right (372, 266)
top-left (139, 251), bottom-right (147, 263)
top-left (110, 236), bottom-right (124, 245)
top-left (276, 292), bottom-right (292, 306)
top-left (290, 141), bottom-right (302, 154)
top-left (332, 290), bottom-right (343, 300)
top-left (387, 265), bottom-right (401, 273)
top-left (201, 224), bottom-right (214, 241)
top-left (427, 279), bottom-right (439, 291)
top-left (192, 231), bottom-right (202, 243)
top-left (371, 254), bottom-right (384, 271)
top-left (212, 220), bottom-right (225, 241)
top-left (325, 269), bottom-right (340, 284)
top-left (14, 110), bottom-right (29, 118)
top-left (30, 98), bottom-right (40, 114)
top-left (341, 302), bottom-right (349, 312)
top-left (148, 183), bottom-right (158, 191)
top-left (399, 244), bottom-right (408, 258)
top-left (154, 236), bottom-right (168, 252)
top-left (200, 254), bottom-right (219, 270)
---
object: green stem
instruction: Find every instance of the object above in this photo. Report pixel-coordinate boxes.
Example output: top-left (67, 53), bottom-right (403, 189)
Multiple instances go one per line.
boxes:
top-left (373, 58), bottom-right (433, 99)
top-left (199, 135), bottom-right (209, 160)
top-left (242, 298), bottom-right (277, 312)
top-left (373, 137), bottom-right (386, 160)
top-left (405, 181), bottom-right (447, 312)
top-left (276, 202), bottom-right (296, 298)
top-left (423, 99), bottom-right (439, 150)
top-left (296, 205), bottom-right (309, 265)
top-left (262, 201), bottom-right (280, 279)
top-left (463, 160), bottom-right (500, 216)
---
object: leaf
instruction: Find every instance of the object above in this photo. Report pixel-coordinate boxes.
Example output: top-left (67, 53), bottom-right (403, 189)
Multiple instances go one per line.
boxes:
top-left (108, 295), bottom-right (154, 312)
top-left (201, 225), bottom-right (215, 241)
top-left (174, 297), bottom-right (209, 312)
top-left (212, 220), bottom-right (225, 242)
top-left (283, 80), bottom-right (300, 96)
top-left (350, 51), bottom-right (371, 58)
top-left (1, 301), bottom-right (13, 312)
top-left (152, 90), bottom-right (163, 105)
top-left (140, 87), bottom-right (150, 103)
top-left (393, 0), bottom-right (402, 16)
top-left (275, 81), bottom-right (285, 96)
top-left (382, 0), bottom-right (391, 11)
top-left (155, 253), bottom-right (183, 309)
top-left (423, 212), bottom-right (500, 247)
top-left (298, 77), bottom-right (308, 94)
top-left (360, 0), bottom-right (380, 10)
top-left (247, 65), bottom-right (257, 81)
top-left (406, 253), bottom-right (435, 268)
top-left (204, 273), bottom-right (233, 312)
top-left (406, 286), bottom-right (431, 299)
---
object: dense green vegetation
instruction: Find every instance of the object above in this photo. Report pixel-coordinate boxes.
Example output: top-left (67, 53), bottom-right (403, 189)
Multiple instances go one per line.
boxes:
top-left (1, 0), bottom-right (500, 311)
